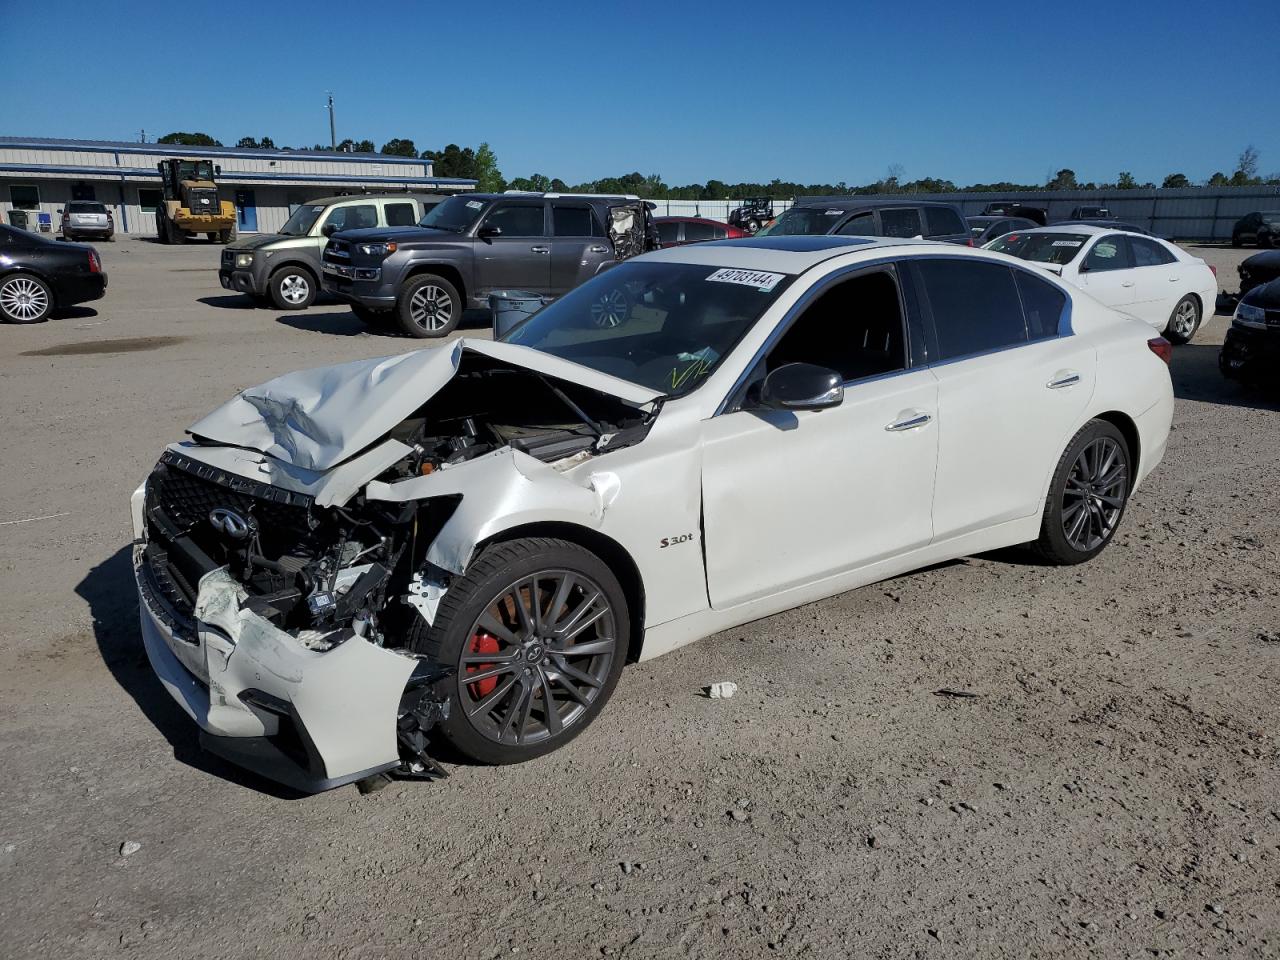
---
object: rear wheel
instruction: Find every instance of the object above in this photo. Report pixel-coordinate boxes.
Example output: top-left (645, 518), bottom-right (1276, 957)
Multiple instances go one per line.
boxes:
top-left (1031, 420), bottom-right (1131, 565)
top-left (1163, 294), bottom-right (1200, 344)
top-left (0, 274), bottom-right (53, 324)
top-left (206, 232), bottom-right (217, 241)
top-left (396, 273), bottom-right (460, 338)
top-left (409, 537), bottom-right (629, 764)
top-left (1231, 233), bottom-right (1242, 248)
top-left (1261, 231), bottom-right (1275, 250)
top-left (156, 212), bottom-right (170, 245)
top-left (268, 267), bottom-right (316, 310)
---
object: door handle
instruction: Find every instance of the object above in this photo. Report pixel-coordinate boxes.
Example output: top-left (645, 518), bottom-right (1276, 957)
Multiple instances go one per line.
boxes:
top-left (588, 245), bottom-right (609, 253)
top-left (530, 245), bottom-right (550, 254)
top-left (885, 411), bottom-right (932, 432)
top-left (1047, 371), bottom-right (1081, 389)
top-left (1168, 276), bottom-right (1180, 282)
top-left (1121, 281), bottom-right (1134, 288)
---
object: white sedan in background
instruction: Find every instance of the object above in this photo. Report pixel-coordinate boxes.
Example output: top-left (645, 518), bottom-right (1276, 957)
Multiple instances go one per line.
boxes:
top-left (987, 225), bottom-right (1218, 343)
top-left (133, 236), bottom-right (1175, 792)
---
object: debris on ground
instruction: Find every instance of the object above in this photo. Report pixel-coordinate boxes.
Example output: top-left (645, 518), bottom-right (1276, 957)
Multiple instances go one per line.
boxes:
top-left (119, 841), bottom-right (141, 857)
top-left (933, 688), bottom-right (981, 698)
top-left (706, 681), bottom-right (738, 699)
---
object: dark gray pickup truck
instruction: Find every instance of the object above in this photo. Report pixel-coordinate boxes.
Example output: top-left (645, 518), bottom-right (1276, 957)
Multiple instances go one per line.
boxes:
top-left (321, 192), bottom-right (657, 337)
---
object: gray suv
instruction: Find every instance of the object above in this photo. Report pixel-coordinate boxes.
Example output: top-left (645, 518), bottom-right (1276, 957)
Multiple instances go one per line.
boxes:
top-left (322, 192), bottom-right (656, 337)
top-left (759, 198), bottom-right (971, 244)
top-left (219, 193), bottom-right (444, 310)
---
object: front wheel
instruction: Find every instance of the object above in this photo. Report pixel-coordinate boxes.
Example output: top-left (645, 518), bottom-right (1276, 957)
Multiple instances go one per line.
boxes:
top-left (1260, 231), bottom-right (1275, 250)
top-left (1163, 294), bottom-right (1200, 344)
top-left (219, 228), bottom-right (235, 244)
top-left (1031, 420), bottom-right (1131, 565)
top-left (410, 537), bottom-right (629, 764)
top-left (396, 273), bottom-right (460, 338)
top-left (0, 274), bottom-right (53, 323)
top-left (268, 267), bottom-right (316, 310)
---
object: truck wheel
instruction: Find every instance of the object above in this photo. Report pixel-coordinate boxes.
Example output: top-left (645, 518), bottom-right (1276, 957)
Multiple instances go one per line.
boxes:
top-left (269, 267), bottom-right (317, 310)
top-left (156, 214), bottom-right (170, 245)
top-left (408, 537), bottom-right (629, 765)
top-left (396, 274), bottom-right (461, 338)
top-left (219, 228), bottom-right (235, 244)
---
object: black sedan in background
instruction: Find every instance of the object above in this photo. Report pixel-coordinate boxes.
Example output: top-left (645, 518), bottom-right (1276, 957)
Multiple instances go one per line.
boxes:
top-left (0, 224), bottom-right (106, 323)
top-left (966, 215), bottom-right (1039, 244)
top-left (1237, 249), bottom-right (1280, 296)
top-left (1220, 277), bottom-right (1280, 384)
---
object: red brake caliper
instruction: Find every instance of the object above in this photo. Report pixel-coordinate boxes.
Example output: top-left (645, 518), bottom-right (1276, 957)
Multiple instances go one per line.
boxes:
top-left (467, 632), bottom-right (501, 698)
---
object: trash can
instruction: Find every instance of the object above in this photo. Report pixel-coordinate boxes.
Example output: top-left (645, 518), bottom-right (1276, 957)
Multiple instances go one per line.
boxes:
top-left (489, 290), bottom-right (550, 339)
top-left (7, 210), bottom-right (29, 230)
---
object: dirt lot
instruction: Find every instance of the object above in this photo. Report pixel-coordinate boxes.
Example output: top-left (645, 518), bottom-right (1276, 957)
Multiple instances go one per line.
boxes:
top-left (0, 238), bottom-right (1277, 960)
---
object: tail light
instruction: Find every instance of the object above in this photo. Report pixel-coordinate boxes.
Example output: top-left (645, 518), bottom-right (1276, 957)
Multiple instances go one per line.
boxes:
top-left (1147, 337), bottom-right (1172, 364)
top-left (966, 238), bottom-right (975, 247)
top-left (1209, 265), bottom-right (1217, 278)
top-left (87, 251), bottom-right (101, 273)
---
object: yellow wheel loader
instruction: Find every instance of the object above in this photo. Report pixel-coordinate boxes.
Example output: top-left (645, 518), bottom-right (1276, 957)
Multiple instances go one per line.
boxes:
top-left (155, 158), bottom-right (238, 244)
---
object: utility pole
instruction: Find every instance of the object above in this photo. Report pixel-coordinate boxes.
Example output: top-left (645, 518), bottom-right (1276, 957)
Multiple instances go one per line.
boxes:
top-left (139, 129), bottom-right (146, 143)
top-left (326, 93), bottom-right (336, 150)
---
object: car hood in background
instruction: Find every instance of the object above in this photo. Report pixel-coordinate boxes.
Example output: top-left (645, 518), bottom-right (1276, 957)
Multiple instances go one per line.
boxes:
top-left (1241, 250), bottom-right (1280, 277)
top-left (186, 339), bottom-right (661, 472)
top-left (226, 233), bottom-right (299, 252)
top-left (1241, 277), bottom-right (1280, 310)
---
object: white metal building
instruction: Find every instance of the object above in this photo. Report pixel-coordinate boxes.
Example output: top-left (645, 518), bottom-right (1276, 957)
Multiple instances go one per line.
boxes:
top-left (0, 137), bottom-right (475, 236)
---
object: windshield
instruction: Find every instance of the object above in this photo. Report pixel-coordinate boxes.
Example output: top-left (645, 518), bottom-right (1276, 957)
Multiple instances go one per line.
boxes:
top-left (279, 203), bottom-right (326, 236)
top-left (68, 202), bottom-right (107, 214)
top-left (502, 261), bottom-right (795, 397)
top-left (987, 232), bottom-right (1090, 265)
top-left (419, 195), bottom-right (488, 233)
top-left (178, 160), bottom-right (215, 181)
top-left (756, 207), bottom-right (846, 236)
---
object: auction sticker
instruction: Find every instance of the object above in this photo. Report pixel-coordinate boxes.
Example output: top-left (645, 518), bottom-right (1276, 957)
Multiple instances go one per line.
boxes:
top-left (1052, 239), bottom-right (1083, 247)
top-left (706, 268), bottom-right (786, 291)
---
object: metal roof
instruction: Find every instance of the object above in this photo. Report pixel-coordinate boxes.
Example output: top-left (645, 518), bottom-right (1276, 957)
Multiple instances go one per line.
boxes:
top-left (0, 136), bottom-right (426, 166)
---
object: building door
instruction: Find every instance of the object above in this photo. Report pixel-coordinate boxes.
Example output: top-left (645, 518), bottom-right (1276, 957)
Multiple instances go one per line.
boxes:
top-left (235, 190), bottom-right (257, 232)
top-left (71, 183), bottom-right (96, 201)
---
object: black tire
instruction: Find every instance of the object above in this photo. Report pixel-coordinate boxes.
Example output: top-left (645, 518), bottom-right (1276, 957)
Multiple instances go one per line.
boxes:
top-left (396, 273), bottom-right (461, 338)
top-left (268, 266), bottom-right (317, 310)
top-left (205, 232), bottom-right (217, 242)
top-left (1260, 231), bottom-right (1275, 250)
top-left (0, 273), bottom-right (54, 324)
top-left (1030, 420), bottom-right (1132, 565)
top-left (1231, 233), bottom-right (1242, 248)
top-left (1163, 294), bottom-right (1200, 344)
top-left (156, 213), bottom-right (170, 245)
top-left (746, 218), bottom-right (760, 233)
top-left (219, 228), bottom-right (235, 244)
top-left (408, 537), bottom-right (629, 765)
top-left (352, 303), bottom-right (394, 328)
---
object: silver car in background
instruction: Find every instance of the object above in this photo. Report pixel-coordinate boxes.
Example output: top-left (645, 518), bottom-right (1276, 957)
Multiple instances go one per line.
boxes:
top-left (60, 201), bottom-right (114, 241)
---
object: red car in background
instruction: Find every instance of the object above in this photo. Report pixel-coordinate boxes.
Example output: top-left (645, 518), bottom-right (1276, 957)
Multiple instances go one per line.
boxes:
top-left (654, 216), bottom-right (748, 248)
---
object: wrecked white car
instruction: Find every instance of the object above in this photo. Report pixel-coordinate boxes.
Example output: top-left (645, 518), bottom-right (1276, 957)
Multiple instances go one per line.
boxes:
top-left (133, 236), bottom-right (1174, 792)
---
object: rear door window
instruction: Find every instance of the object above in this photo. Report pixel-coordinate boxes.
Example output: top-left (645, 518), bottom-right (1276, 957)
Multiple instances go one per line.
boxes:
top-left (1014, 270), bottom-right (1068, 340)
top-left (552, 204), bottom-right (602, 237)
top-left (880, 208), bottom-right (923, 238)
top-left (916, 259), bottom-right (1028, 360)
top-left (923, 206), bottom-right (966, 237)
top-left (384, 202), bottom-right (416, 227)
top-left (835, 212), bottom-right (877, 236)
top-left (1082, 235), bottom-right (1132, 272)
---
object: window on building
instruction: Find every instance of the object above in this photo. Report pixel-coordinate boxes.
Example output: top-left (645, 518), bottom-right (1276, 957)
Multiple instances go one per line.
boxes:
top-left (385, 202), bottom-right (417, 226)
top-left (138, 188), bottom-right (164, 213)
top-left (9, 185), bottom-right (40, 210)
top-left (71, 183), bottom-right (97, 202)
top-left (916, 259), bottom-right (1027, 360)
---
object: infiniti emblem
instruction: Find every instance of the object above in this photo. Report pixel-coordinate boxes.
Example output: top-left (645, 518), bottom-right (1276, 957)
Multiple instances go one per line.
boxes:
top-left (208, 507), bottom-right (253, 540)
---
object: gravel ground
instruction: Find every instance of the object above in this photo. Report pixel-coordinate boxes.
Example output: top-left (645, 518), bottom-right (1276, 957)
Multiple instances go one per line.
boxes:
top-left (0, 239), bottom-right (1276, 959)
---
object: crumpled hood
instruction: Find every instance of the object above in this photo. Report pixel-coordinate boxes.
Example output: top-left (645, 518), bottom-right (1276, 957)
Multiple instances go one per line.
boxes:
top-left (186, 339), bottom-right (661, 472)
top-left (333, 226), bottom-right (452, 244)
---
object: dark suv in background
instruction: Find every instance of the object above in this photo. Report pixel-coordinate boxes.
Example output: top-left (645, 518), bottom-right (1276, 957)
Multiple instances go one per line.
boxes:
top-left (757, 198), bottom-right (971, 244)
top-left (323, 193), bottom-right (658, 337)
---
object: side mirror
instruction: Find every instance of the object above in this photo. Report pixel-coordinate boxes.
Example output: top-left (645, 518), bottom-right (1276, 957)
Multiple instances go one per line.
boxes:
top-left (477, 224), bottom-right (503, 239)
top-left (757, 363), bottom-right (844, 412)
top-left (321, 223), bottom-right (338, 237)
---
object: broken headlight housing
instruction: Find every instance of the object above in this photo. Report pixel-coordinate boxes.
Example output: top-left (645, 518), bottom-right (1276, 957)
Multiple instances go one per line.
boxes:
top-left (357, 241), bottom-right (398, 257)
top-left (1234, 302), bottom-right (1266, 330)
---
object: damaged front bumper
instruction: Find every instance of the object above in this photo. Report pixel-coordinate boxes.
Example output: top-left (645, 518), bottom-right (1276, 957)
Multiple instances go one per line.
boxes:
top-left (134, 544), bottom-right (439, 793)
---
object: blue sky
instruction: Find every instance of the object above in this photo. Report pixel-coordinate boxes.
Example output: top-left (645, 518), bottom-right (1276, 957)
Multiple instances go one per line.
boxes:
top-left (5, 0), bottom-right (1277, 187)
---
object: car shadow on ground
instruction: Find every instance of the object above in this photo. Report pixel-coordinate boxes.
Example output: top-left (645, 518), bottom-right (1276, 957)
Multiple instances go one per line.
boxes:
top-left (76, 545), bottom-right (308, 799)
top-left (274, 308), bottom-right (493, 339)
top-left (1171, 343), bottom-right (1279, 411)
top-left (53, 306), bottom-right (99, 321)
top-left (197, 295), bottom-right (258, 310)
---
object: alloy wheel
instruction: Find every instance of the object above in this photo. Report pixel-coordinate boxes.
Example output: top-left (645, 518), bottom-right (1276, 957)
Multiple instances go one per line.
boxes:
top-left (0, 277), bottom-right (49, 321)
top-left (1171, 299), bottom-right (1198, 339)
top-left (279, 274), bottom-right (310, 305)
top-left (590, 288), bottom-right (628, 328)
top-left (409, 284), bottom-right (453, 332)
top-left (1061, 437), bottom-right (1127, 552)
top-left (459, 570), bottom-right (617, 747)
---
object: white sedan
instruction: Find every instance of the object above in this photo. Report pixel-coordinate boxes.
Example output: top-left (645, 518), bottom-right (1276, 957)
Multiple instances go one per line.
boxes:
top-left (986, 225), bottom-right (1219, 343)
top-left (132, 236), bottom-right (1174, 791)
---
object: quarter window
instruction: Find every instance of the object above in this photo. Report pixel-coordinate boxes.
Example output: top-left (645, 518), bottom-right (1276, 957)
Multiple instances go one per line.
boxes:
top-left (1130, 237), bottom-right (1176, 266)
top-left (656, 221), bottom-right (680, 244)
top-left (485, 204), bottom-right (545, 237)
top-left (1014, 270), bottom-right (1068, 341)
top-left (552, 204), bottom-right (602, 237)
top-left (835, 212), bottom-right (876, 236)
top-left (879, 208), bottom-right (922, 238)
top-left (917, 259), bottom-right (1027, 359)
top-left (385, 202), bottom-right (416, 226)
top-left (1082, 235), bottom-right (1132, 272)
top-left (764, 270), bottom-right (907, 383)
top-left (683, 221), bottom-right (716, 242)
top-left (923, 207), bottom-right (965, 237)
top-left (9, 184), bottom-right (40, 210)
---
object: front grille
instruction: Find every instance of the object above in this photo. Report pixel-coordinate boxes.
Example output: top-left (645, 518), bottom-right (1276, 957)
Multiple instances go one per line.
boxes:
top-left (324, 240), bottom-right (350, 261)
top-left (221, 249), bottom-right (234, 266)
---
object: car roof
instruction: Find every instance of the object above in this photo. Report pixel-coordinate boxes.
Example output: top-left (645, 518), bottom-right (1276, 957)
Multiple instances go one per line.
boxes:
top-left (790, 197), bottom-right (960, 210)
top-left (654, 216), bottom-right (727, 224)
top-left (303, 193), bottom-right (443, 206)
top-left (643, 235), bottom-right (976, 273)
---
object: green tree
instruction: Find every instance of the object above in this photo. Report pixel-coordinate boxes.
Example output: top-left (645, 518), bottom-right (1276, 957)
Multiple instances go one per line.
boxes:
top-left (509, 173), bottom-right (552, 192)
top-left (1162, 173), bottom-right (1190, 188)
top-left (237, 136), bottom-right (259, 148)
top-left (1237, 145), bottom-right (1259, 181)
top-left (380, 138), bottom-right (418, 157)
top-left (1046, 168), bottom-right (1078, 190)
top-left (1116, 171), bottom-right (1138, 189)
top-left (473, 142), bottom-right (506, 192)
top-left (158, 131), bottom-right (222, 147)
